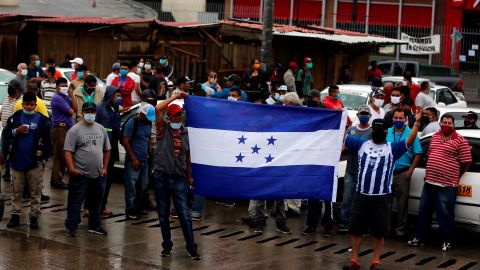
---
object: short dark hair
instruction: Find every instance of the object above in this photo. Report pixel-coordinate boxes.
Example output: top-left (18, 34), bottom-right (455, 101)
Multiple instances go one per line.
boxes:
top-left (403, 71), bottom-right (412, 82)
top-left (84, 75), bottom-right (97, 84)
top-left (120, 62), bottom-right (130, 69)
top-left (23, 91), bottom-right (37, 103)
top-left (393, 109), bottom-right (406, 117)
top-left (29, 54), bottom-right (38, 61)
top-left (391, 87), bottom-right (402, 95)
top-left (328, 85), bottom-right (339, 93)
top-left (8, 83), bottom-right (19, 97)
top-left (56, 77), bottom-right (68, 85)
top-left (420, 81), bottom-right (430, 90)
top-left (424, 107), bottom-right (438, 117)
top-left (46, 58), bottom-right (55, 64)
top-left (47, 66), bottom-right (56, 76)
top-left (402, 97), bottom-right (414, 106)
top-left (230, 88), bottom-right (241, 97)
top-left (27, 81), bottom-right (38, 92)
top-left (440, 113), bottom-right (455, 123)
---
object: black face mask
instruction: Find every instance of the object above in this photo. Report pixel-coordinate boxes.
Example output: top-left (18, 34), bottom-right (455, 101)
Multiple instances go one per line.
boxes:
top-left (421, 116), bottom-right (430, 127)
top-left (372, 131), bottom-right (387, 144)
top-left (464, 120), bottom-right (475, 128)
top-left (306, 100), bottom-right (318, 108)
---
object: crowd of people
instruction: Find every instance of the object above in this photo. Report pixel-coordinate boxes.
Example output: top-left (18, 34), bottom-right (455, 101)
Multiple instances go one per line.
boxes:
top-left (0, 54), bottom-right (477, 268)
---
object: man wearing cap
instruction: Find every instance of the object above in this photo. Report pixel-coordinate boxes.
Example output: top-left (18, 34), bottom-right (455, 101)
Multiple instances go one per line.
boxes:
top-left (211, 74), bottom-right (248, 101)
top-left (122, 103), bottom-right (155, 219)
top-left (176, 76), bottom-right (194, 94)
top-left (106, 63), bottom-right (120, 86)
top-left (111, 63), bottom-right (135, 109)
top-left (69, 64), bottom-right (88, 91)
top-left (386, 109), bottom-right (423, 238)
top-left (69, 57), bottom-right (84, 81)
top-left (64, 102), bottom-right (111, 237)
top-left (72, 75), bottom-right (105, 123)
top-left (265, 82), bottom-right (287, 105)
top-left (343, 109), bottom-right (422, 270)
top-left (296, 57), bottom-right (314, 99)
top-left (337, 105), bottom-right (372, 232)
top-left (368, 88), bottom-right (386, 124)
top-left (93, 86), bottom-right (122, 216)
top-left (153, 92), bottom-right (201, 260)
top-left (461, 111), bottom-right (479, 129)
top-left (284, 61), bottom-right (298, 93)
top-left (306, 89), bottom-right (325, 108)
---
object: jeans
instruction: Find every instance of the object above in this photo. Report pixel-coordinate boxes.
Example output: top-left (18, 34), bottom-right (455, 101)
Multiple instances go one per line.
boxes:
top-left (191, 192), bottom-right (205, 216)
top-left (153, 172), bottom-right (197, 253)
top-left (65, 175), bottom-right (106, 230)
top-left (253, 200), bottom-right (286, 226)
top-left (101, 160), bottom-right (115, 211)
top-left (124, 158), bottom-right (149, 215)
top-left (340, 171), bottom-right (357, 225)
top-left (306, 200), bottom-right (334, 230)
top-left (415, 182), bottom-right (457, 243)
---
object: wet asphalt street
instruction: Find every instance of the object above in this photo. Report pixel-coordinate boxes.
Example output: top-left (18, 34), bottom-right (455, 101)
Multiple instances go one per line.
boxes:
top-left (0, 162), bottom-right (479, 270)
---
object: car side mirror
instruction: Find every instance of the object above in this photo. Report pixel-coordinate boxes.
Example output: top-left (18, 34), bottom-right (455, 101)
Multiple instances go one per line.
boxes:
top-left (437, 102), bottom-right (446, 107)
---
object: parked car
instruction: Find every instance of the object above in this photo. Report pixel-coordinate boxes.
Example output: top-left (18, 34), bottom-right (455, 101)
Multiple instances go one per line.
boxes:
top-left (44, 68), bottom-right (106, 90)
top-left (435, 107), bottom-right (480, 132)
top-left (409, 129), bottom-right (480, 226)
top-left (0, 68), bottom-right (16, 111)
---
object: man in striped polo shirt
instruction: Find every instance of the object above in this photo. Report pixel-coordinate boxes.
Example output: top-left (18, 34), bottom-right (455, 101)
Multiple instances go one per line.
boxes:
top-left (343, 109), bottom-right (421, 270)
top-left (408, 114), bottom-right (472, 251)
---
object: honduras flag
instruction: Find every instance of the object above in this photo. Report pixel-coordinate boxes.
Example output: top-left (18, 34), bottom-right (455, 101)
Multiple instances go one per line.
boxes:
top-left (185, 96), bottom-right (347, 201)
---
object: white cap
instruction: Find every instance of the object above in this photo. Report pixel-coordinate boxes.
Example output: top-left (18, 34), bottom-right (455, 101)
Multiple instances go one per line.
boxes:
top-left (69, 57), bottom-right (84, 65)
top-left (278, 85), bottom-right (288, 91)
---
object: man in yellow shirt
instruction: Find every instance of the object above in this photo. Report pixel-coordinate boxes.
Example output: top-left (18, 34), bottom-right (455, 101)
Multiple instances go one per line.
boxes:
top-left (14, 81), bottom-right (49, 117)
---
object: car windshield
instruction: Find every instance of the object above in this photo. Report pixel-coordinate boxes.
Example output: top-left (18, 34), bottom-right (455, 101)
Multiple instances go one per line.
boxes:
top-left (321, 91), bottom-right (368, 110)
top-left (445, 112), bottom-right (480, 127)
top-left (0, 70), bottom-right (15, 82)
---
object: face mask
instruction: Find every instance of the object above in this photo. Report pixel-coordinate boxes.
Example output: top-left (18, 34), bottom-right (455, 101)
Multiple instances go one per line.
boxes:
top-left (71, 63), bottom-right (76, 69)
top-left (358, 115), bottom-right (370, 125)
top-left (306, 63), bottom-right (313, 69)
top-left (35, 60), bottom-right (41, 67)
top-left (115, 97), bottom-right (123, 106)
top-left (135, 69), bottom-right (142, 75)
top-left (279, 95), bottom-right (285, 102)
top-left (402, 80), bottom-right (408, 86)
top-left (421, 116), bottom-right (430, 126)
top-left (393, 120), bottom-right (405, 129)
top-left (464, 121), bottom-right (474, 128)
top-left (60, 87), bottom-right (69, 95)
top-left (391, 96), bottom-right (401, 105)
top-left (170, 122), bottom-right (182, 130)
top-left (210, 83), bottom-right (217, 89)
top-left (138, 62), bottom-right (144, 68)
top-left (120, 69), bottom-right (128, 77)
top-left (441, 125), bottom-right (454, 136)
top-left (274, 93), bottom-right (280, 100)
top-left (84, 113), bottom-right (96, 123)
top-left (253, 63), bottom-right (260, 70)
top-left (77, 71), bottom-right (84, 79)
top-left (159, 59), bottom-right (167, 65)
top-left (23, 109), bottom-right (35, 116)
top-left (372, 130), bottom-right (387, 144)
top-left (21, 69), bottom-right (28, 76)
top-left (227, 96), bottom-right (238, 101)
top-left (144, 64), bottom-right (151, 70)
top-left (374, 98), bottom-right (384, 107)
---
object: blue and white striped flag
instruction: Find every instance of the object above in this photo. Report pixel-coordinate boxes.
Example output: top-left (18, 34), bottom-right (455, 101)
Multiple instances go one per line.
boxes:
top-left (185, 96), bottom-right (347, 201)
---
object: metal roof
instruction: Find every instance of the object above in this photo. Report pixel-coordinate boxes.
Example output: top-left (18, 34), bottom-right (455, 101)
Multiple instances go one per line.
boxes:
top-left (155, 21), bottom-right (219, 28)
top-left (26, 16), bottom-right (155, 25)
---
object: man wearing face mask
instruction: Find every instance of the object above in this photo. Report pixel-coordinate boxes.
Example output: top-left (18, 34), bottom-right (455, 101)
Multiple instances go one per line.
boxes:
top-left (106, 63), bottom-right (120, 87)
top-left (141, 59), bottom-right (154, 90)
top-left (153, 93), bottom-right (201, 260)
top-left (10, 63), bottom-right (28, 94)
top-left (228, 88), bottom-right (242, 101)
top-left (460, 111), bottom-right (479, 129)
top-left (128, 62), bottom-right (142, 105)
top-left (72, 75), bottom-right (105, 123)
top-left (266, 83), bottom-right (287, 105)
top-left (338, 106), bottom-right (372, 232)
top-left (69, 57), bottom-right (84, 81)
top-left (26, 54), bottom-right (46, 84)
top-left (383, 87), bottom-right (402, 112)
top-left (211, 74), bottom-right (248, 101)
top-left (322, 85), bottom-right (352, 126)
top-left (13, 81), bottom-right (49, 118)
top-left (386, 110), bottom-right (423, 238)
top-left (296, 57), bottom-right (314, 100)
top-left (69, 64), bottom-right (88, 91)
top-left (64, 102), bottom-right (111, 237)
top-left (306, 89), bottom-right (325, 108)
top-left (4, 91), bottom-right (51, 229)
top-left (408, 114), bottom-right (472, 252)
top-left (243, 58), bottom-right (268, 99)
top-left (159, 56), bottom-right (174, 79)
top-left (415, 81), bottom-right (435, 110)
top-left (50, 77), bottom-right (76, 189)
top-left (368, 88), bottom-right (386, 124)
top-left (343, 109), bottom-right (422, 270)
top-left (93, 86), bottom-right (122, 217)
top-left (421, 107), bottom-right (440, 136)
top-left (112, 63), bottom-right (135, 109)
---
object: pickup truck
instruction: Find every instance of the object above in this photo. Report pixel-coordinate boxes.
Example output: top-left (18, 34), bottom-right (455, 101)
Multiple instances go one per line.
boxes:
top-left (377, 60), bottom-right (464, 93)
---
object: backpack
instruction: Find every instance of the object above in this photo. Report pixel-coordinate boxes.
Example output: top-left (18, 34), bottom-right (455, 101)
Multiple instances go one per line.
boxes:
top-left (119, 115), bottom-right (151, 146)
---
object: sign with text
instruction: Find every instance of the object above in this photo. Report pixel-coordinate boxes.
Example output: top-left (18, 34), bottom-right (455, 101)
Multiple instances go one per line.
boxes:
top-left (400, 33), bottom-right (441, 55)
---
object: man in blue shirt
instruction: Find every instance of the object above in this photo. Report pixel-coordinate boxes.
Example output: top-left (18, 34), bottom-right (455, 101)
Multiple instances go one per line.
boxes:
top-left (343, 110), bottom-right (421, 270)
top-left (26, 54), bottom-right (46, 84)
top-left (386, 109), bottom-right (422, 238)
top-left (122, 103), bottom-right (155, 219)
top-left (4, 91), bottom-right (51, 229)
top-left (211, 74), bottom-right (248, 101)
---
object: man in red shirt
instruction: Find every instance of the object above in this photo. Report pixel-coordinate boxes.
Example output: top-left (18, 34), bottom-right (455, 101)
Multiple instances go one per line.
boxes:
top-left (112, 63), bottom-right (135, 109)
top-left (408, 114), bottom-right (472, 252)
top-left (402, 73), bottom-right (421, 108)
top-left (322, 85), bottom-right (352, 126)
top-left (367, 61), bottom-right (382, 83)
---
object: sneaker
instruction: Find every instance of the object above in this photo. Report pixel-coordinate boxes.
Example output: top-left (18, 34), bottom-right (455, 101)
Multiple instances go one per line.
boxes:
top-left (126, 214), bottom-right (138, 220)
top-left (170, 212), bottom-right (178, 218)
top-left (441, 242), bottom-right (452, 252)
top-left (7, 214), bottom-right (20, 228)
top-left (254, 224), bottom-right (264, 234)
top-left (223, 201), bottom-right (235, 207)
top-left (41, 193), bottom-right (50, 201)
top-left (338, 224), bottom-right (349, 233)
top-left (370, 262), bottom-right (384, 270)
top-left (276, 224), bottom-right (291, 234)
top-left (303, 226), bottom-right (316, 235)
top-left (65, 227), bottom-right (77, 237)
top-left (161, 249), bottom-right (172, 257)
top-left (88, 226), bottom-right (108, 235)
top-left (343, 260), bottom-right (361, 270)
top-left (407, 237), bottom-right (424, 247)
top-left (215, 201), bottom-right (225, 206)
top-left (187, 250), bottom-right (201, 261)
top-left (191, 214), bottom-right (204, 221)
top-left (29, 216), bottom-right (39, 229)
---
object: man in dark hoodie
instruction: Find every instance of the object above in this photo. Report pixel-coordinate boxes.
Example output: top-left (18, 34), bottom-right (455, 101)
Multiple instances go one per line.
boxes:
top-left (93, 86), bottom-right (122, 217)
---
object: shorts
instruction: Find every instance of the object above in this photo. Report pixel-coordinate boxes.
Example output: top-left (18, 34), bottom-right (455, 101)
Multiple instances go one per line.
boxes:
top-left (349, 192), bottom-right (392, 237)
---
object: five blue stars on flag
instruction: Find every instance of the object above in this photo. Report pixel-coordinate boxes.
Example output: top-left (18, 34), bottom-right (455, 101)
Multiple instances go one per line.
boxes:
top-left (235, 135), bottom-right (276, 163)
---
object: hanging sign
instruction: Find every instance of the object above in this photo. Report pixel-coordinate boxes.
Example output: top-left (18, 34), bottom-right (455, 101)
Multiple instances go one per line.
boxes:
top-left (400, 33), bottom-right (441, 55)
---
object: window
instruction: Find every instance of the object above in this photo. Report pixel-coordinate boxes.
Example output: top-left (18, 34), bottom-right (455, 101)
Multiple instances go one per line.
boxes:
top-left (437, 89), bottom-right (457, 105)
top-left (393, 63), bottom-right (405, 76)
top-left (405, 63), bottom-right (417, 76)
top-left (378, 63), bottom-right (392, 76)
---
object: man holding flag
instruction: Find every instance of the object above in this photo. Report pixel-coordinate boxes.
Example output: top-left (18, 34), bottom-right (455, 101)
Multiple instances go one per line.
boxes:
top-left (343, 109), bottom-right (422, 270)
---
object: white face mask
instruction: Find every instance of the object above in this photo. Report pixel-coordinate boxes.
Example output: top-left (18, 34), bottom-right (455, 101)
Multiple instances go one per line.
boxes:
top-left (279, 95), bottom-right (286, 102)
top-left (21, 69), bottom-right (28, 76)
top-left (84, 113), bottom-right (96, 124)
top-left (402, 80), bottom-right (408, 86)
top-left (391, 96), bottom-right (401, 105)
top-left (144, 64), bottom-right (151, 70)
top-left (374, 98), bottom-right (384, 107)
top-left (138, 62), bottom-right (144, 68)
top-left (227, 96), bottom-right (239, 101)
top-left (136, 68), bottom-right (142, 75)
top-left (59, 87), bottom-right (69, 95)
top-left (71, 63), bottom-right (76, 69)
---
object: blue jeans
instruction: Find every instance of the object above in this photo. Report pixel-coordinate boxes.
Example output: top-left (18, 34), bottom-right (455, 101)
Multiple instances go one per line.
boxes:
top-left (340, 171), bottom-right (357, 225)
top-left (65, 175), bottom-right (106, 230)
top-left (153, 172), bottom-right (197, 253)
top-left (124, 158), bottom-right (148, 215)
top-left (415, 182), bottom-right (457, 243)
top-left (191, 192), bottom-right (205, 216)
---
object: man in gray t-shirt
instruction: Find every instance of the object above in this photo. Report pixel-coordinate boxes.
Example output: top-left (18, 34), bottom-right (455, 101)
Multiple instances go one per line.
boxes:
top-left (64, 102), bottom-right (111, 237)
top-left (415, 82), bottom-right (436, 110)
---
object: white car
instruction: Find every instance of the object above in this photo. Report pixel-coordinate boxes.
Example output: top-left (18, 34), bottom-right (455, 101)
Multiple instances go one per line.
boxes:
top-left (382, 76), bottom-right (431, 86)
top-left (409, 129), bottom-right (480, 226)
top-left (0, 68), bottom-right (16, 109)
top-left (46, 68), bottom-right (106, 90)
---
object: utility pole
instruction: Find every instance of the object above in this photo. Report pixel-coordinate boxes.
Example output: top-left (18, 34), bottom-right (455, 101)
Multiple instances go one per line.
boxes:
top-left (261, 0), bottom-right (274, 75)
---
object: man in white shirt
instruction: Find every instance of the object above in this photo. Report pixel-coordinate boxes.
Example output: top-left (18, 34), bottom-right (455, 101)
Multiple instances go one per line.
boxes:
top-left (415, 81), bottom-right (436, 110)
top-left (128, 62), bottom-right (142, 105)
top-left (106, 63), bottom-right (120, 86)
top-left (421, 107), bottom-right (440, 137)
top-left (368, 88), bottom-right (386, 124)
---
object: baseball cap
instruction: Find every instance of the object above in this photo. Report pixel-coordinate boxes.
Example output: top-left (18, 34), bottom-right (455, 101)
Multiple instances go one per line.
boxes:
top-left (177, 76), bottom-right (194, 85)
top-left (138, 103), bottom-right (156, 121)
top-left (112, 62), bottom-right (120, 70)
top-left (141, 89), bottom-right (157, 101)
top-left (69, 57), bottom-right (84, 65)
top-left (288, 61), bottom-right (299, 69)
top-left (310, 89), bottom-right (320, 98)
top-left (372, 119), bottom-right (387, 130)
top-left (166, 104), bottom-right (183, 116)
top-left (372, 88), bottom-right (385, 97)
top-left (304, 57), bottom-right (312, 64)
top-left (82, 102), bottom-right (97, 112)
top-left (462, 111), bottom-right (478, 119)
top-left (278, 85), bottom-right (288, 91)
top-left (224, 74), bottom-right (240, 82)
top-left (357, 105), bottom-right (371, 115)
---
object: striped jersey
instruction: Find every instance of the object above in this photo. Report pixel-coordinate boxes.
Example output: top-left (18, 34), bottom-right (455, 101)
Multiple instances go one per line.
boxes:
top-left (0, 96), bottom-right (18, 128)
top-left (425, 131), bottom-right (472, 187)
top-left (40, 79), bottom-right (56, 110)
top-left (345, 135), bottom-right (409, 195)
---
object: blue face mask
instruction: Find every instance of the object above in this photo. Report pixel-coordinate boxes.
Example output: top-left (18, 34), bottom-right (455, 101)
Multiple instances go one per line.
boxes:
top-left (159, 59), bottom-right (167, 65)
top-left (170, 122), bottom-right (182, 130)
top-left (120, 69), bottom-right (128, 77)
top-left (393, 120), bottom-right (405, 129)
top-left (23, 109), bottom-right (35, 116)
top-left (115, 97), bottom-right (123, 106)
top-left (358, 115), bottom-right (370, 125)
top-left (35, 60), bottom-right (41, 67)
top-left (77, 71), bottom-right (84, 79)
